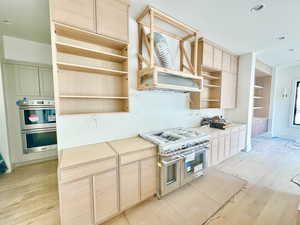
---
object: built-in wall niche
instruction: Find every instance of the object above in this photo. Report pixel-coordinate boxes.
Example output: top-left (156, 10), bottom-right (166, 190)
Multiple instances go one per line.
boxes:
top-left (52, 23), bottom-right (129, 115)
top-left (253, 75), bottom-right (272, 117)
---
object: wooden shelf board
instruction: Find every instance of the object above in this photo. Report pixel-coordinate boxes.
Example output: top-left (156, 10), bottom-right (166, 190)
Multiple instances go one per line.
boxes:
top-left (254, 85), bottom-right (264, 89)
top-left (202, 73), bottom-right (220, 80)
top-left (253, 107), bottom-right (264, 110)
top-left (254, 96), bottom-right (264, 99)
top-left (204, 84), bottom-right (221, 88)
top-left (143, 83), bottom-right (201, 92)
top-left (60, 111), bottom-right (129, 116)
top-left (155, 67), bottom-right (203, 80)
top-left (54, 22), bottom-right (128, 50)
top-left (57, 62), bottom-right (127, 76)
top-left (56, 42), bottom-right (128, 63)
top-left (59, 95), bottom-right (128, 100)
top-left (200, 99), bottom-right (220, 102)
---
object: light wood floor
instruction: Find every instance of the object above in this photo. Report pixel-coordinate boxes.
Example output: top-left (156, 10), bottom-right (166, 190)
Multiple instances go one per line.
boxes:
top-left (1, 137), bottom-right (300, 225)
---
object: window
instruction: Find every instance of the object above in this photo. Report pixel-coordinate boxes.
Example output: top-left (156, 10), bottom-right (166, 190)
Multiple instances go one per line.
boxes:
top-left (293, 81), bottom-right (300, 125)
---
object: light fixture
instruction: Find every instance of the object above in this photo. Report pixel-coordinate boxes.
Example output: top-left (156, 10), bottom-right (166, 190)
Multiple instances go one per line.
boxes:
top-left (289, 48), bottom-right (295, 52)
top-left (276, 35), bottom-right (286, 40)
top-left (250, 3), bottom-right (265, 12)
top-left (0, 19), bottom-right (12, 25)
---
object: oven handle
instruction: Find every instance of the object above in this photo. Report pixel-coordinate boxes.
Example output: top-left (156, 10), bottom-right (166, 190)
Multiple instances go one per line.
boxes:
top-left (22, 128), bottom-right (56, 134)
top-left (161, 157), bottom-right (182, 166)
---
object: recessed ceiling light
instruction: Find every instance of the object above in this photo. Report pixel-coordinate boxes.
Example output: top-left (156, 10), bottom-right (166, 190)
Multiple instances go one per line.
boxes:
top-left (250, 3), bottom-right (265, 12)
top-left (0, 19), bottom-right (12, 25)
top-left (289, 48), bottom-right (295, 52)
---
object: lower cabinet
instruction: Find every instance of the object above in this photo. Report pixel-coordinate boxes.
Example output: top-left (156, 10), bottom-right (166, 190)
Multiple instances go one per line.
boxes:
top-left (120, 156), bottom-right (157, 210)
top-left (208, 125), bottom-right (246, 167)
top-left (120, 162), bottom-right (140, 211)
top-left (93, 169), bottom-right (118, 224)
top-left (60, 178), bottom-right (93, 225)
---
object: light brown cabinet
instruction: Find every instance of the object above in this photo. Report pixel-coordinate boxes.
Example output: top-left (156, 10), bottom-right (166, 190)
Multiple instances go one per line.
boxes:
top-left (140, 156), bottom-right (157, 200)
top-left (213, 47), bottom-right (223, 71)
top-left (96, 0), bottom-right (129, 42)
top-left (60, 178), bottom-right (93, 225)
top-left (201, 41), bottom-right (214, 68)
top-left (207, 125), bottom-right (246, 167)
top-left (231, 55), bottom-right (238, 75)
top-left (222, 51), bottom-right (231, 72)
top-left (221, 72), bottom-right (237, 109)
top-left (93, 169), bottom-right (118, 224)
top-left (120, 162), bottom-right (140, 210)
top-left (51, 0), bottom-right (96, 32)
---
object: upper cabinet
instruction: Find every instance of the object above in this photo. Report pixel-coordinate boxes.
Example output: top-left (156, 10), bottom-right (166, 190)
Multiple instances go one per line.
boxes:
top-left (96, 0), bottom-right (129, 42)
top-left (221, 72), bottom-right (237, 109)
top-left (15, 65), bottom-right (40, 97)
top-left (52, 0), bottom-right (96, 32)
top-left (213, 47), bottom-right (223, 71)
top-left (51, 0), bottom-right (129, 42)
top-left (222, 51), bottom-right (231, 72)
top-left (14, 64), bottom-right (54, 98)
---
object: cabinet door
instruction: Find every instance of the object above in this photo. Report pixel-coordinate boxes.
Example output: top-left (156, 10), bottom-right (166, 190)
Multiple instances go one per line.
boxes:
top-left (39, 67), bottom-right (54, 97)
top-left (224, 133), bottom-right (231, 159)
top-left (221, 72), bottom-right (237, 109)
top-left (93, 169), bottom-right (118, 224)
top-left (206, 144), bottom-right (212, 167)
top-left (231, 55), bottom-right (238, 75)
top-left (52, 0), bottom-right (96, 32)
top-left (211, 138), bottom-right (219, 166)
top-left (120, 162), bottom-right (139, 210)
top-left (140, 157), bottom-right (156, 200)
top-left (218, 135), bottom-right (226, 163)
top-left (222, 52), bottom-right (231, 72)
top-left (239, 127), bottom-right (246, 151)
top-left (96, 0), bottom-right (129, 42)
top-left (230, 130), bottom-right (240, 156)
top-left (213, 47), bottom-right (223, 70)
top-left (60, 178), bottom-right (93, 225)
top-left (15, 65), bottom-right (40, 96)
top-left (202, 42), bottom-right (214, 68)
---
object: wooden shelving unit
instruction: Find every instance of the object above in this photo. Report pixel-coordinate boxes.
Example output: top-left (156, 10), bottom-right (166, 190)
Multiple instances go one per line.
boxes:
top-left (136, 6), bottom-right (203, 93)
top-left (51, 23), bottom-right (129, 115)
top-left (191, 67), bottom-right (221, 109)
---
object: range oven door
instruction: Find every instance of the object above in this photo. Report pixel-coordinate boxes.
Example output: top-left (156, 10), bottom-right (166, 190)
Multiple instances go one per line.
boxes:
top-left (22, 128), bottom-right (57, 154)
top-left (159, 156), bottom-right (182, 198)
top-left (181, 148), bottom-right (207, 185)
top-left (20, 107), bottom-right (56, 130)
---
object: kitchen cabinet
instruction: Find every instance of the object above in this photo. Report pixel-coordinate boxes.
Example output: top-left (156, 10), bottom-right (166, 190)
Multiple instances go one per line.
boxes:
top-left (58, 143), bottom-right (117, 225)
top-left (93, 169), bottom-right (118, 224)
top-left (221, 72), bottom-right (237, 109)
top-left (239, 126), bottom-right (246, 151)
top-left (230, 127), bottom-right (240, 155)
top-left (120, 162), bottom-right (140, 210)
top-left (60, 178), bottom-right (93, 225)
top-left (109, 137), bottom-right (157, 210)
top-left (231, 55), bottom-right (238, 75)
top-left (96, 0), bottom-right (129, 42)
top-left (210, 137), bottom-right (219, 166)
top-left (222, 51), bottom-right (231, 72)
top-left (51, 0), bottom-right (96, 32)
top-left (15, 65), bottom-right (40, 96)
top-left (213, 47), bottom-right (223, 71)
top-left (39, 67), bottom-right (54, 97)
top-left (201, 41), bottom-right (214, 68)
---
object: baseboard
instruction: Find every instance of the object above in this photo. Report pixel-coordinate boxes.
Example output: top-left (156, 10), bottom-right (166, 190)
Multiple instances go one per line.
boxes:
top-left (13, 155), bottom-right (58, 168)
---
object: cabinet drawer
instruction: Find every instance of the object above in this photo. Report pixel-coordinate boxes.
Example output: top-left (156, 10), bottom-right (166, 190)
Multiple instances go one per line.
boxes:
top-left (120, 147), bottom-right (156, 165)
top-left (60, 157), bottom-right (117, 183)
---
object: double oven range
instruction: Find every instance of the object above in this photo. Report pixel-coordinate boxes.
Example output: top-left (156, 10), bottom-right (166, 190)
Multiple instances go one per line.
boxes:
top-left (19, 100), bottom-right (57, 154)
top-left (140, 128), bottom-right (209, 199)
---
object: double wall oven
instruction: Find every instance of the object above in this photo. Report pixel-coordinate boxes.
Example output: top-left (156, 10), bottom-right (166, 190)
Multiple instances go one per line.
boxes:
top-left (19, 100), bottom-right (57, 154)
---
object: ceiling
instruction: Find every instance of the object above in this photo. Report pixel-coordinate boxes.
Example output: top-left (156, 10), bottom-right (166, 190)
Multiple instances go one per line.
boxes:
top-left (0, 0), bottom-right (300, 67)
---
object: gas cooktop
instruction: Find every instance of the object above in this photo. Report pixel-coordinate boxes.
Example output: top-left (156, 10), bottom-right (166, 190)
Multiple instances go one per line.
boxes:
top-left (140, 128), bottom-right (209, 154)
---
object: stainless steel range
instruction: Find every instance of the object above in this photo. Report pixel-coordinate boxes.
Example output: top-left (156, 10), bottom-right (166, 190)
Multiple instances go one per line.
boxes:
top-left (140, 128), bottom-right (209, 198)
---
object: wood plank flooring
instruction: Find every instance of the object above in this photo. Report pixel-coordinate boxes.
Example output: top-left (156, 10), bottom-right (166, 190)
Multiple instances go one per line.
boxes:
top-left (1, 136), bottom-right (300, 225)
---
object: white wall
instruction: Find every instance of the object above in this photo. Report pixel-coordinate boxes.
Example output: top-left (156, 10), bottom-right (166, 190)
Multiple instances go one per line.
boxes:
top-left (0, 36), bottom-right (12, 172)
top-left (3, 36), bottom-right (52, 65)
top-left (225, 53), bottom-right (256, 152)
top-left (271, 65), bottom-right (300, 140)
top-left (57, 16), bottom-right (223, 150)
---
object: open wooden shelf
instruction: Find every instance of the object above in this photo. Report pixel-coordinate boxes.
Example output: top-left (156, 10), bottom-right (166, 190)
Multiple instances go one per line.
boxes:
top-left (254, 96), bottom-right (264, 99)
top-left (57, 62), bottom-right (127, 76)
top-left (59, 95), bottom-right (128, 99)
top-left (204, 84), bottom-right (221, 88)
top-left (52, 22), bottom-right (129, 115)
top-left (202, 73), bottom-right (220, 80)
top-left (253, 107), bottom-right (264, 110)
top-left (155, 84), bottom-right (202, 92)
top-left (55, 23), bottom-right (127, 50)
top-left (56, 42), bottom-right (128, 63)
top-left (255, 85), bottom-right (264, 89)
top-left (200, 99), bottom-right (220, 102)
